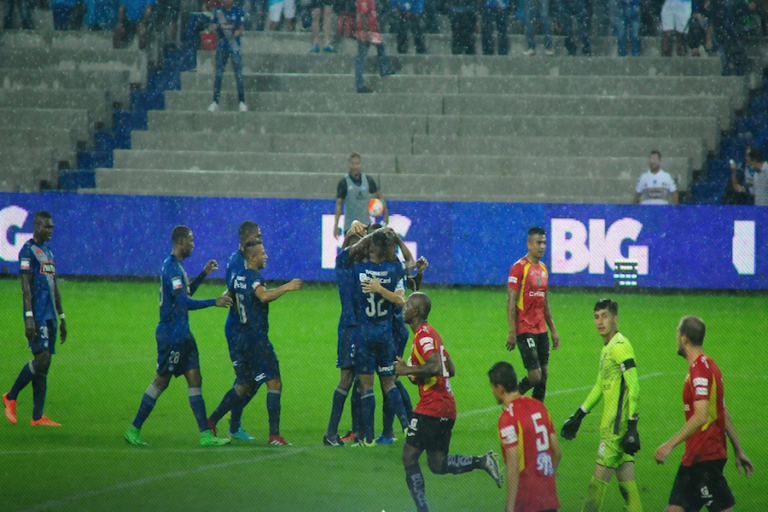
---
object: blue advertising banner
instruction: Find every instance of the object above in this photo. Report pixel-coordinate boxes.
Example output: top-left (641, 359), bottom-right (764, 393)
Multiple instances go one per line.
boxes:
top-left (0, 193), bottom-right (765, 289)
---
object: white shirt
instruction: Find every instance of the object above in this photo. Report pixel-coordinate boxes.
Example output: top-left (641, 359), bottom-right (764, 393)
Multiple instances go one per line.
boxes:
top-left (753, 162), bottom-right (768, 206)
top-left (635, 169), bottom-right (677, 205)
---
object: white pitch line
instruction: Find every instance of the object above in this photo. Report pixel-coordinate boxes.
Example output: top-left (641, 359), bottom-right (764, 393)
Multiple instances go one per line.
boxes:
top-left (0, 446), bottom-right (283, 456)
top-left (17, 448), bottom-right (311, 512)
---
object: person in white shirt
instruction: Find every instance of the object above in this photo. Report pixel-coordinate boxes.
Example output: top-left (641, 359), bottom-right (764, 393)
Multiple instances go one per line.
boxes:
top-left (633, 150), bottom-right (679, 205)
top-left (746, 147), bottom-right (768, 205)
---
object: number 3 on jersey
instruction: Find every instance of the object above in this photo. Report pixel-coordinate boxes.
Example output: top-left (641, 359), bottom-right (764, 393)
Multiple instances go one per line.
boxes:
top-left (365, 294), bottom-right (387, 318)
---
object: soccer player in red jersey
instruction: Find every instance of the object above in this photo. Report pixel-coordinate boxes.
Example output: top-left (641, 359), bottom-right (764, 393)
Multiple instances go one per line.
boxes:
top-left (654, 316), bottom-right (754, 512)
top-left (506, 226), bottom-right (561, 402)
top-left (395, 292), bottom-right (501, 512)
top-left (490, 361), bottom-right (561, 512)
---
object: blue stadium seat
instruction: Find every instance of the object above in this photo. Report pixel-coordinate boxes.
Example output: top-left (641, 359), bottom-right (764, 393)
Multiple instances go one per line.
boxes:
top-left (77, 151), bottom-right (113, 170)
top-left (735, 117), bottom-right (768, 137)
top-left (720, 137), bottom-right (748, 161)
top-left (95, 130), bottom-right (131, 152)
top-left (691, 181), bottom-right (724, 204)
top-left (131, 90), bottom-right (165, 111)
top-left (113, 110), bottom-right (148, 132)
top-left (750, 96), bottom-right (768, 116)
top-left (59, 169), bottom-right (96, 190)
top-left (707, 159), bottom-right (732, 183)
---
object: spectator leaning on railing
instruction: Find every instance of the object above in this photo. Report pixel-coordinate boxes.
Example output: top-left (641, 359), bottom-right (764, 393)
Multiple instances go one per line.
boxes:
top-left (207, 0), bottom-right (248, 113)
top-left (633, 150), bottom-right (679, 205)
top-left (746, 147), bottom-right (768, 205)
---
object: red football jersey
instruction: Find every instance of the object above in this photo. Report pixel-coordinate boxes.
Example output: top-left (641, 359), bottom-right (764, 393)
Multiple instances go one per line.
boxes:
top-left (682, 354), bottom-right (727, 466)
top-left (355, 0), bottom-right (378, 38)
top-left (507, 256), bottom-right (549, 335)
top-left (408, 324), bottom-right (456, 420)
top-left (498, 397), bottom-right (560, 512)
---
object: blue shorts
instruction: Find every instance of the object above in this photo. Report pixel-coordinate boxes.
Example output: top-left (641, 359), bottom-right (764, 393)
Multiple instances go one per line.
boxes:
top-left (337, 325), bottom-right (356, 370)
top-left (156, 336), bottom-right (200, 377)
top-left (355, 338), bottom-right (395, 376)
top-left (30, 319), bottom-right (57, 355)
top-left (225, 318), bottom-right (239, 361)
top-left (393, 320), bottom-right (410, 359)
top-left (253, 338), bottom-right (280, 384)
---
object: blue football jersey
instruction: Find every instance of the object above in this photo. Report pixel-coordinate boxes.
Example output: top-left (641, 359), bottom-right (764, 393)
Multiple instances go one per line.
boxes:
top-left (224, 248), bottom-right (246, 337)
top-left (18, 239), bottom-right (58, 322)
top-left (212, 6), bottom-right (245, 50)
top-left (157, 255), bottom-right (193, 341)
top-left (352, 259), bottom-right (406, 334)
top-left (336, 249), bottom-right (358, 330)
top-left (229, 268), bottom-right (269, 340)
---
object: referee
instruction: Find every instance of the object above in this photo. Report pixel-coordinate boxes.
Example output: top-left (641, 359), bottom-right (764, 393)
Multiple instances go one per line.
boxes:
top-left (333, 152), bottom-right (388, 236)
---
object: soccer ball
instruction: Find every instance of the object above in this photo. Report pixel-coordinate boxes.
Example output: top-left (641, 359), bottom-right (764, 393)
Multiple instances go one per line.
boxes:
top-left (368, 198), bottom-right (384, 217)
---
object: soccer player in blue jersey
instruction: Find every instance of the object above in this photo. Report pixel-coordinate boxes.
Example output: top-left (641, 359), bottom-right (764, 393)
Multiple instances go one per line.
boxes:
top-left (343, 228), bottom-right (414, 446)
top-left (4, 211), bottom-right (66, 427)
top-left (208, 241), bottom-right (302, 446)
top-left (323, 221), bottom-right (368, 446)
top-left (222, 220), bottom-right (262, 441)
top-left (123, 226), bottom-right (233, 447)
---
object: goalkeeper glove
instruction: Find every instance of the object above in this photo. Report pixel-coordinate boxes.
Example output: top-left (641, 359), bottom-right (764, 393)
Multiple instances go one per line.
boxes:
top-left (620, 418), bottom-right (641, 455)
top-left (561, 407), bottom-right (587, 440)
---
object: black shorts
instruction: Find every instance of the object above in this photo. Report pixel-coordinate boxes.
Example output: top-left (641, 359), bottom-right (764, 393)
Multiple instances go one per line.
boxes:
top-left (669, 459), bottom-right (735, 512)
top-left (405, 413), bottom-right (455, 453)
top-left (517, 332), bottom-right (550, 371)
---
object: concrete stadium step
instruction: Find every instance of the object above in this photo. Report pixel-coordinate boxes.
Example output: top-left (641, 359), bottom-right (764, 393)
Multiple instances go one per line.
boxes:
top-left (0, 169), bottom-right (42, 192)
top-left (0, 108), bottom-right (92, 141)
top-left (1, 69), bottom-right (132, 98)
top-left (237, 32), bottom-right (715, 58)
top-left (0, 128), bottom-right (77, 160)
top-left (172, 91), bottom-right (732, 123)
top-left (180, 73), bottom-right (745, 103)
top-left (412, 135), bottom-right (708, 170)
top-left (130, 131), bottom-right (413, 154)
top-left (109, 150), bottom-right (692, 189)
top-left (0, 30), bottom-right (118, 51)
top-left (147, 110), bottom-right (429, 135)
top-left (0, 89), bottom-right (113, 123)
top-left (94, 168), bottom-right (638, 203)
top-left (0, 148), bottom-right (58, 188)
top-left (427, 115), bottom-right (720, 149)
top-left (195, 52), bottom-right (723, 77)
top-left (0, 47), bottom-right (147, 83)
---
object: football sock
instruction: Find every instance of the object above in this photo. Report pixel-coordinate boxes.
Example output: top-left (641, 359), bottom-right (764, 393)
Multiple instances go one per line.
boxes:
top-left (188, 387), bottom-right (209, 432)
top-left (532, 380), bottom-right (547, 403)
top-left (395, 379), bottom-right (413, 420)
top-left (132, 383), bottom-right (161, 429)
top-left (360, 389), bottom-right (375, 443)
top-left (441, 455), bottom-right (483, 475)
top-left (405, 463), bottom-right (429, 512)
top-left (8, 361), bottom-right (35, 401)
top-left (31, 372), bottom-right (48, 421)
top-left (618, 480), bottom-right (642, 512)
top-left (230, 380), bottom-right (261, 432)
top-left (326, 386), bottom-right (349, 437)
top-left (350, 380), bottom-right (361, 435)
top-left (582, 477), bottom-right (609, 512)
top-left (382, 391), bottom-right (395, 438)
top-left (210, 388), bottom-right (244, 425)
top-left (267, 390), bottom-right (281, 436)
top-left (385, 386), bottom-right (410, 432)
top-left (518, 377), bottom-right (532, 396)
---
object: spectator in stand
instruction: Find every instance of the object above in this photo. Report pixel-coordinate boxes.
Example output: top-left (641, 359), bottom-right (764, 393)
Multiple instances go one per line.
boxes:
top-left (268, 0), bottom-right (296, 30)
top-left (450, 0), bottom-right (478, 55)
top-left (114, 0), bottom-right (155, 49)
top-left (633, 151), bottom-right (679, 204)
top-left (310, 0), bottom-right (335, 51)
top-left (661, 0), bottom-right (691, 56)
top-left (560, 0), bottom-right (591, 56)
top-left (616, 0), bottom-right (641, 56)
top-left (4, 0), bottom-right (33, 29)
top-left (394, 0), bottom-right (427, 54)
top-left (355, 0), bottom-right (394, 93)
top-left (85, 0), bottom-right (118, 30)
top-left (522, 0), bottom-right (554, 56)
top-left (52, 0), bottom-right (86, 30)
top-left (334, 152), bottom-right (389, 235)
top-left (208, 0), bottom-right (248, 112)
top-left (481, 0), bottom-right (510, 55)
top-left (687, 0), bottom-right (713, 56)
top-left (710, 0), bottom-right (753, 76)
top-left (155, 0), bottom-right (182, 47)
top-left (746, 147), bottom-right (768, 205)
top-left (723, 145), bottom-right (756, 204)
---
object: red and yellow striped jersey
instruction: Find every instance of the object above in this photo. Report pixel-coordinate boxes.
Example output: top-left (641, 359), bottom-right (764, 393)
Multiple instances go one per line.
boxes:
top-left (507, 256), bottom-right (549, 335)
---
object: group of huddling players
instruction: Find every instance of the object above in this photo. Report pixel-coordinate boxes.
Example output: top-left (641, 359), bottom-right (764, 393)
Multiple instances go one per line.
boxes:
top-left (2, 211), bottom-right (757, 512)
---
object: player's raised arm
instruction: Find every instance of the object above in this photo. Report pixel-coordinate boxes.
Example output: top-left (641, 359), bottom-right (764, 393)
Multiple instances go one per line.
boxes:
top-left (654, 399), bottom-right (708, 464)
top-left (189, 259), bottom-right (219, 296)
top-left (393, 232), bottom-right (415, 273)
top-left (254, 279), bottom-right (302, 303)
top-left (544, 295), bottom-right (560, 349)
top-left (504, 444), bottom-right (519, 512)
top-left (724, 409), bottom-right (754, 477)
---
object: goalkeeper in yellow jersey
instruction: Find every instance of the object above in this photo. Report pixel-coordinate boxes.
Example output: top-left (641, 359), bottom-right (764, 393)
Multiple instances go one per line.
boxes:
top-left (561, 299), bottom-right (642, 512)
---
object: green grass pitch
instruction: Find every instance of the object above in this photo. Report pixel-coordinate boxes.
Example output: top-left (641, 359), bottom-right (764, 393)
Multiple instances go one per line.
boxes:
top-left (0, 279), bottom-right (765, 512)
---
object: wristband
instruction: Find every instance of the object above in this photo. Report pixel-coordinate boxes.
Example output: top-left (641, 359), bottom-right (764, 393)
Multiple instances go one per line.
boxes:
top-left (59, 314), bottom-right (66, 320)
top-left (25, 311), bottom-right (33, 318)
